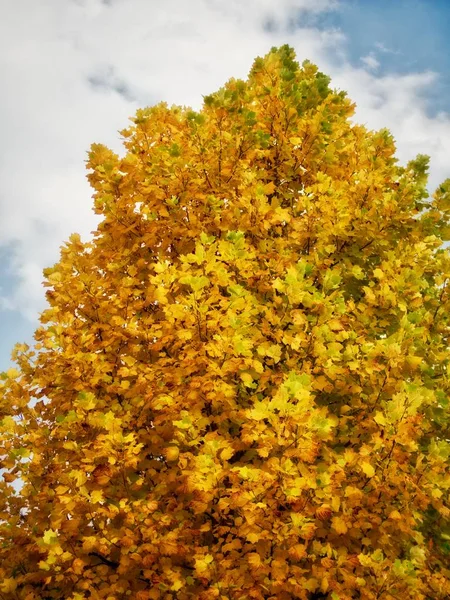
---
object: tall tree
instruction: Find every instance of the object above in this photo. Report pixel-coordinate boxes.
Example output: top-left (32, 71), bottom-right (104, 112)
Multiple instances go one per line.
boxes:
top-left (1, 46), bottom-right (449, 600)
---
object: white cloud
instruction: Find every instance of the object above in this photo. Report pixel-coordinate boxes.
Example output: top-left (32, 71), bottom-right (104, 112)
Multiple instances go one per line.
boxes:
top-left (0, 0), bottom-right (449, 325)
top-left (361, 53), bottom-right (380, 71)
top-left (375, 41), bottom-right (401, 55)
top-left (329, 66), bottom-right (450, 191)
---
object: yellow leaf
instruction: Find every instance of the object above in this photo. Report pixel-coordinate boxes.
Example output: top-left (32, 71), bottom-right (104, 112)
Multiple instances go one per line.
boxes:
top-left (252, 359), bottom-right (264, 374)
top-left (90, 490), bottom-right (104, 504)
top-left (219, 446), bottom-right (235, 461)
top-left (288, 544), bottom-right (307, 560)
top-left (0, 578), bottom-right (17, 593)
top-left (373, 268), bottom-right (384, 280)
top-left (43, 529), bottom-right (59, 546)
top-left (63, 441), bottom-right (78, 450)
top-left (247, 402), bottom-right (269, 421)
top-left (352, 265), bottom-right (365, 280)
top-left (82, 536), bottom-right (97, 551)
top-left (361, 461), bottom-right (375, 478)
top-left (72, 558), bottom-right (85, 575)
top-left (358, 553), bottom-right (372, 567)
top-left (263, 182), bottom-right (276, 195)
top-left (331, 516), bottom-right (348, 535)
top-left (389, 510), bottom-right (401, 520)
top-left (240, 372), bottom-right (254, 387)
top-left (266, 344), bottom-right (282, 363)
top-left (6, 368), bottom-right (19, 379)
top-left (171, 579), bottom-right (184, 591)
top-left (76, 391), bottom-right (97, 410)
top-left (195, 553), bottom-right (214, 573)
top-left (373, 412), bottom-right (386, 426)
top-left (406, 355), bottom-right (422, 370)
top-left (164, 446), bottom-right (180, 462)
top-left (69, 470), bottom-right (87, 487)
top-left (247, 552), bottom-right (262, 569)
top-left (331, 496), bottom-right (341, 512)
top-left (345, 486), bottom-right (363, 500)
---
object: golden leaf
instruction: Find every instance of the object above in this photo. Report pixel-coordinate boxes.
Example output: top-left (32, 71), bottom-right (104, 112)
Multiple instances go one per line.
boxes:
top-left (361, 462), bottom-right (375, 478)
top-left (331, 516), bottom-right (348, 535)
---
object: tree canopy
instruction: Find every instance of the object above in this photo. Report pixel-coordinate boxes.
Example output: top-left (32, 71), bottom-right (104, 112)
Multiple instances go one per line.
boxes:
top-left (1, 45), bottom-right (450, 600)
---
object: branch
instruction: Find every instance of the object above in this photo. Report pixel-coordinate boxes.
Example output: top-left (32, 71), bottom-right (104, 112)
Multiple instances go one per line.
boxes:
top-left (88, 552), bottom-right (119, 569)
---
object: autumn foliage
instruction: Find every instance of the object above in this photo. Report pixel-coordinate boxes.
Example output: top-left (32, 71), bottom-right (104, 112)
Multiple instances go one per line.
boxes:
top-left (1, 46), bottom-right (450, 599)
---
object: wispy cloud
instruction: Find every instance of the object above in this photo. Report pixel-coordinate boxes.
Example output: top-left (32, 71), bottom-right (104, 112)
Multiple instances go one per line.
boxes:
top-left (374, 41), bottom-right (401, 55)
top-left (87, 65), bottom-right (137, 102)
top-left (361, 53), bottom-right (380, 71)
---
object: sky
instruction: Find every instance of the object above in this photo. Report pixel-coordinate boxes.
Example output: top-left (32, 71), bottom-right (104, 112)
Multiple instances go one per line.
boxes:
top-left (1, 0), bottom-right (450, 371)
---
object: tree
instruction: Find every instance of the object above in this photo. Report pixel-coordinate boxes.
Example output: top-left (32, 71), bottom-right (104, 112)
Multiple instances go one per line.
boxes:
top-left (1, 45), bottom-right (449, 600)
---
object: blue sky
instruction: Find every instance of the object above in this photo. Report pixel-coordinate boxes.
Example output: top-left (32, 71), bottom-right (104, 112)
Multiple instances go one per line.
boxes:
top-left (324, 0), bottom-right (450, 115)
top-left (1, 0), bottom-right (450, 371)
